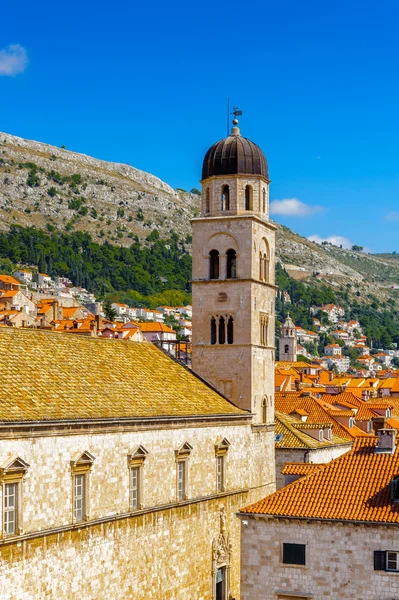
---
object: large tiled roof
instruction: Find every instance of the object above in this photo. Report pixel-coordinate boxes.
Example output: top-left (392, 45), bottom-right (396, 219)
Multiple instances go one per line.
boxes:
top-left (0, 328), bottom-right (245, 422)
top-left (241, 437), bottom-right (399, 524)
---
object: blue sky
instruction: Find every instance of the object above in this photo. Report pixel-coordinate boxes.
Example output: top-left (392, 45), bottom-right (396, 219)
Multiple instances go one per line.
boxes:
top-left (1, 0), bottom-right (399, 252)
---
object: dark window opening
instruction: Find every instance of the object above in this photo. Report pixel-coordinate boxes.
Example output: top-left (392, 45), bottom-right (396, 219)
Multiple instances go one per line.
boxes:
top-left (245, 185), bottom-right (252, 210)
top-left (263, 188), bottom-right (266, 213)
top-left (216, 566), bottom-right (226, 600)
top-left (210, 317), bottom-right (217, 345)
top-left (209, 250), bottom-right (219, 279)
top-left (206, 188), bottom-right (210, 213)
top-left (390, 477), bottom-right (399, 501)
top-left (219, 316), bottom-right (226, 344)
top-left (262, 397), bottom-right (268, 423)
top-left (263, 253), bottom-right (269, 282)
top-left (284, 344), bottom-right (289, 354)
top-left (283, 543), bottom-right (306, 566)
top-left (226, 249), bottom-right (237, 279)
top-left (221, 185), bottom-right (230, 211)
top-left (227, 316), bottom-right (234, 344)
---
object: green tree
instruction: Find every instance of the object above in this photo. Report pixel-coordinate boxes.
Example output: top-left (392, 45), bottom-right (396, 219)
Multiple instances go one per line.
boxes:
top-left (103, 301), bottom-right (117, 322)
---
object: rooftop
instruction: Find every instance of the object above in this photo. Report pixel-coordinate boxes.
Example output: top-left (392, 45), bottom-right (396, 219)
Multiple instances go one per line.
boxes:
top-left (241, 436), bottom-right (399, 524)
top-left (0, 328), bottom-right (245, 422)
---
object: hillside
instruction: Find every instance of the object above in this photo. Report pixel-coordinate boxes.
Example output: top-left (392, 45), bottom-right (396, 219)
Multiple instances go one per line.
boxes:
top-left (1, 131), bottom-right (398, 305)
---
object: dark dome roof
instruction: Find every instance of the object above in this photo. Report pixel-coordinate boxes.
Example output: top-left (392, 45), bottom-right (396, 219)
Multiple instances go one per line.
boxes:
top-left (202, 130), bottom-right (268, 180)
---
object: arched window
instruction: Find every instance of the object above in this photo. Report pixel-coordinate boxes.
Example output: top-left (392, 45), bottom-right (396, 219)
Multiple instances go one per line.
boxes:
top-left (284, 344), bottom-right (289, 354)
top-left (210, 317), bottom-right (217, 345)
top-left (221, 185), bottom-right (230, 211)
top-left (263, 253), bottom-right (268, 282)
top-left (259, 251), bottom-right (263, 280)
top-left (262, 188), bottom-right (266, 213)
top-left (218, 316), bottom-right (226, 344)
top-left (209, 250), bottom-right (219, 279)
top-left (245, 185), bottom-right (252, 210)
top-left (227, 316), bottom-right (234, 344)
top-left (206, 188), bottom-right (210, 214)
top-left (262, 396), bottom-right (268, 424)
top-left (226, 249), bottom-right (237, 279)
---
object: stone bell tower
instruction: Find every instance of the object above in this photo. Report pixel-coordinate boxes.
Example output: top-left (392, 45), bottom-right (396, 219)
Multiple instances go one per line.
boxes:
top-left (279, 313), bottom-right (297, 362)
top-left (191, 115), bottom-right (276, 424)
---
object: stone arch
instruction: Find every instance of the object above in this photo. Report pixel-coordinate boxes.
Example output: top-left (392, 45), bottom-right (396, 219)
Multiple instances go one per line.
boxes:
top-left (209, 250), bottom-right (220, 279)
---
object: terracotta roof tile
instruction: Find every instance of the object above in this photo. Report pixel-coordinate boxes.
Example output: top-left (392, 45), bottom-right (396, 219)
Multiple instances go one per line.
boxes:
top-left (241, 436), bottom-right (399, 523)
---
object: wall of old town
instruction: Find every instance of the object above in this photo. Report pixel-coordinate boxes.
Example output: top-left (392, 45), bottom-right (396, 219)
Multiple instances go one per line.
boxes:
top-left (240, 516), bottom-right (399, 600)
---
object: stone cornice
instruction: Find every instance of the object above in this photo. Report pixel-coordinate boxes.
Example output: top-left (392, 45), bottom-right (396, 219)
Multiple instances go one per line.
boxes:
top-left (0, 413), bottom-right (253, 440)
top-left (191, 214), bottom-right (277, 232)
top-left (191, 278), bottom-right (277, 291)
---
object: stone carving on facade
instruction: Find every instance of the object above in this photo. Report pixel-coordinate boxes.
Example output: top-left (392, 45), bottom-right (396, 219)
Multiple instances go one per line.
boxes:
top-left (212, 506), bottom-right (232, 599)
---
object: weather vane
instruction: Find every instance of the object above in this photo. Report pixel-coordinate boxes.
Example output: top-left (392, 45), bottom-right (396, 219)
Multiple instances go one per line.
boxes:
top-left (226, 99), bottom-right (243, 134)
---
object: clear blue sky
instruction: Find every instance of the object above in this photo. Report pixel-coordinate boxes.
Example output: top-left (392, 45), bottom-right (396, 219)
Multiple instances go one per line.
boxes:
top-left (1, 0), bottom-right (399, 252)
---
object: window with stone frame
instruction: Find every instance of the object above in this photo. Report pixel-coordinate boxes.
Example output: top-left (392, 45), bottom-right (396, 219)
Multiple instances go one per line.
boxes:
top-left (70, 451), bottom-right (95, 523)
top-left (374, 550), bottom-right (399, 572)
top-left (260, 312), bottom-right (269, 346)
top-left (215, 438), bottom-right (230, 493)
top-left (0, 456), bottom-right (29, 538)
top-left (175, 442), bottom-right (192, 502)
top-left (128, 445), bottom-right (148, 511)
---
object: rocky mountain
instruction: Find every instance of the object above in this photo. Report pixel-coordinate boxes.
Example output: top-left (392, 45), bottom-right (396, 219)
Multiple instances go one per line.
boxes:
top-left (1, 131), bottom-right (398, 304)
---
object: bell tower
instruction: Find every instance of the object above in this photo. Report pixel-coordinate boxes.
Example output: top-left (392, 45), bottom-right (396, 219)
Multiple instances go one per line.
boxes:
top-left (191, 116), bottom-right (276, 424)
top-left (279, 314), bottom-right (297, 362)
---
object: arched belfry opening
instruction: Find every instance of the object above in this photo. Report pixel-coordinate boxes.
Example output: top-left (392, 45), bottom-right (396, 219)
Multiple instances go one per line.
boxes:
top-left (262, 188), bottom-right (266, 213)
top-left (209, 250), bottom-right (219, 279)
top-left (221, 185), bottom-right (230, 211)
top-left (206, 188), bottom-right (210, 214)
top-left (245, 185), bottom-right (252, 210)
top-left (226, 249), bottom-right (236, 279)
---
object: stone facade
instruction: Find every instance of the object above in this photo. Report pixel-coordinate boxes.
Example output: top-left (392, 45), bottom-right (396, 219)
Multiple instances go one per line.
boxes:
top-left (240, 516), bottom-right (399, 599)
top-left (278, 315), bottom-right (297, 362)
top-left (0, 418), bottom-right (275, 599)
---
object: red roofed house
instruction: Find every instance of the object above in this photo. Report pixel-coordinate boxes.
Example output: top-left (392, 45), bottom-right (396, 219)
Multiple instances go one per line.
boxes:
top-left (239, 430), bottom-right (399, 600)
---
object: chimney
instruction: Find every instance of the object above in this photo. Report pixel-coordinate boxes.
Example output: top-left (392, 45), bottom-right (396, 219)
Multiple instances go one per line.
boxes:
top-left (376, 428), bottom-right (396, 454)
top-left (90, 320), bottom-right (97, 336)
top-left (329, 371), bottom-right (334, 382)
top-left (361, 389), bottom-right (369, 402)
top-left (53, 300), bottom-right (59, 322)
top-left (294, 378), bottom-right (300, 391)
top-left (372, 416), bottom-right (387, 435)
top-left (96, 314), bottom-right (103, 331)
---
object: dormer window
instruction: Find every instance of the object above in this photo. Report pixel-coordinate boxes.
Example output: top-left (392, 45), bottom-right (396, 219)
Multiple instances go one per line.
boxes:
top-left (349, 417), bottom-right (354, 428)
top-left (318, 430), bottom-right (323, 442)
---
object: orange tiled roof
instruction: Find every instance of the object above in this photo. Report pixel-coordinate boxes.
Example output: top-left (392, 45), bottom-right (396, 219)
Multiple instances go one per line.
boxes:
top-left (134, 322), bottom-right (175, 333)
top-left (0, 275), bottom-right (21, 285)
top-left (241, 437), bottom-right (399, 523)
top-left (281, 463), bottom-right (326, 476)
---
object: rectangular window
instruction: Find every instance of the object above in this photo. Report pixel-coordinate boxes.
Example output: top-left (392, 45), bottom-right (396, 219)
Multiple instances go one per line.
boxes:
top-left (4, 483), bottom-right (17, 535)
top-left (177, 461), bottom-right (186, 501)
top-left (282, 543), bottom-right (306, 566)
top-left (74, 474), bottom-right (85, 522)
top-left (217, 455), bottom-right (224, 493)
top-left (387, 552), bottom-right (399, 571)
top-left (130, 467), bottom-right (140, 510)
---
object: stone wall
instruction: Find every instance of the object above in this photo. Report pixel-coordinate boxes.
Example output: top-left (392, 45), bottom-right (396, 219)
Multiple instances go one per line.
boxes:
top-left (0, 419), bottom-right (275, 599)
top-left (240, 516), bottom-right (399, 599)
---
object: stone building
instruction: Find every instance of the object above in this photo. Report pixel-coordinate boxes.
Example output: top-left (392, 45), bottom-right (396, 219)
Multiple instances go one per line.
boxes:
top-left (239, 429), bottom-right (399, 600)
top-left (0, 121), bottom-right (276, 599)
top-left (278, 314), bottom-right (297, 362)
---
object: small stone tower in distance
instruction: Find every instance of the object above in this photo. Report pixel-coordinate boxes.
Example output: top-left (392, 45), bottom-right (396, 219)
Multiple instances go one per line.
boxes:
top-left (191, 115), bottom-right (276, 424)
top-left (279, 313), bottom-right (297, 362)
